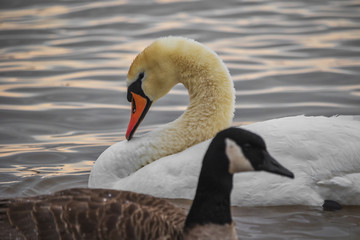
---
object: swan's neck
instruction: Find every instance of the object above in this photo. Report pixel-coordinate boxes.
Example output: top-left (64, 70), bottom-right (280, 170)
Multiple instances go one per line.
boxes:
top-left (89, 46), bottom-right (235, 188)
top-left (121, 53), bottom-right (235, 174)
top-left (152, 51), bottom-right (235, 157)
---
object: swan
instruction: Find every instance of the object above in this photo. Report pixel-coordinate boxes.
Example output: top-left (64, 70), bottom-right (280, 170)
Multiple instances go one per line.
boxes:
top-left (89, 36), bottom-right (235, 186)
top-left (89, 36), bottom-right (360, 206)
top-left (0, 128), bottom-right (294, 240)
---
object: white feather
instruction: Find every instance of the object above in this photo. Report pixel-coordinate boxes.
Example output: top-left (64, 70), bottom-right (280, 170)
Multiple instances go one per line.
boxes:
top-left (91, 115), bottom-right (360, 206)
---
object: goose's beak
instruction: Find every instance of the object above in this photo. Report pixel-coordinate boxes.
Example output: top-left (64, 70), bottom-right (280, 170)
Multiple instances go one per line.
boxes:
top-left (261, 151), bottom-right (294, 179)
top-left (126, 92), bottom-right (152, 140)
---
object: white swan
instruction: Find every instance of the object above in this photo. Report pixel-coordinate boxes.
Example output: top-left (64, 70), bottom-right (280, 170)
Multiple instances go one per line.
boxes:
top-left (89, 36), bottom-right (360, 206)
top-left (89, 36), bottom-right (235, 186)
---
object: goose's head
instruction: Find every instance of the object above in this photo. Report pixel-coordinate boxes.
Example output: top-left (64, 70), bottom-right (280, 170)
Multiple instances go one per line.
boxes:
top-left (125, 36), bottom-right (233, 140)
top-left (184, 127), bottom-right (294, 232)
top-left (206, 127), bottom-right (295, 178)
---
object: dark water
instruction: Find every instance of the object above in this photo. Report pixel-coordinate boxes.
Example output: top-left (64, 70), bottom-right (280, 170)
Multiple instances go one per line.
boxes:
top-left (1, 0), bottom-right (360, 238)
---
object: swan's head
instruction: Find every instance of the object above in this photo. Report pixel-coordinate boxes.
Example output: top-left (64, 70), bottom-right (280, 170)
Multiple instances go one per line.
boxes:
top-left (125, 37), bottom-right (180, 139)
top-left (207, 127), bottom-right (294, 178)
top-left (125, 36), bottom-right (231, 140)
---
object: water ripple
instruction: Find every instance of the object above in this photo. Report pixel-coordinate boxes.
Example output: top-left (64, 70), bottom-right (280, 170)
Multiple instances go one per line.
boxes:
top-left (0, 0), bottom-right (360, 238)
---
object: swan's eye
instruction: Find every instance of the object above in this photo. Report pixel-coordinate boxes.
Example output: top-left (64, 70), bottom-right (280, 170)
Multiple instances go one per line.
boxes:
top-left (132, 97), bottom-right (136, 113)
top-left (138, 72), bottom-right (145, 81)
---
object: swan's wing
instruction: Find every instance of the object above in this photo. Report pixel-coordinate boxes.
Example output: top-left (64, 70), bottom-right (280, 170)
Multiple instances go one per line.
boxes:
top-left (112, 115), bottom-right (360, 206)
top-left (114, 139), bottom-right (211, 199)
top-left (242, 115), bottom-right (360, 205)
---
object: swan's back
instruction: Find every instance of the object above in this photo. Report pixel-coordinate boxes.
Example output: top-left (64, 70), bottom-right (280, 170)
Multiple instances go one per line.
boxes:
top-left (241, 115), bottom-right (360, 205)
top-left (111, 115), bottom-right (360, 206)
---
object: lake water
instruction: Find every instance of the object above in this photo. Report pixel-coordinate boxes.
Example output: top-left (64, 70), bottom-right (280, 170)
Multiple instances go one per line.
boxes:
top-left (1, 0), bottom-right (360, 239)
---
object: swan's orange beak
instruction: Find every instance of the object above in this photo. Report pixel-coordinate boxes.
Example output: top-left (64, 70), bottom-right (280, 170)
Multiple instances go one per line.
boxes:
top-left (126, 92), bottom-right (152, 140)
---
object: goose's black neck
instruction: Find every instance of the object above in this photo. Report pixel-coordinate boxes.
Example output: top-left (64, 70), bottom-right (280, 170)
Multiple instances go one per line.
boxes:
top-left (184, 140), bottom-right (233, 230)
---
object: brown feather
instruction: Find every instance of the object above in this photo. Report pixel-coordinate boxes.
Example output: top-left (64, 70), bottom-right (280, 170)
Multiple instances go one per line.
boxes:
top-left (184, 223), bottom-right (237, 240)
top-left (0, 188), bottom-right (186, 240)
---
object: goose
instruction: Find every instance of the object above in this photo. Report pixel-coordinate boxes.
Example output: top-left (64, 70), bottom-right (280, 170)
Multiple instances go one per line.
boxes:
top-left (89, 36), bottom-right (360, 206)
top-left (0, 128), bottom-right (294, 240)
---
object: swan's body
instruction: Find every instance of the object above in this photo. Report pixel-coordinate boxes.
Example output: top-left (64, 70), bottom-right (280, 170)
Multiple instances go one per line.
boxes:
top-left (93, 115), bottom-right (360, 206)
top-left (1, 128), bottom-right (294, 240)
top-left (89, 36), bottom-right (360, 206)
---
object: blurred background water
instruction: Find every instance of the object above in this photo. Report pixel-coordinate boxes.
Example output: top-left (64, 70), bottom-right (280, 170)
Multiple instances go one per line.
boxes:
top-left (0, 0), bottom-right (360, 238)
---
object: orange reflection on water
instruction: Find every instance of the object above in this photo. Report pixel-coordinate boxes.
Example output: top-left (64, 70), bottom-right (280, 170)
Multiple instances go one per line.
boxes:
top-left (0, 130), bottom-right (122, 158)
top-left (2, 160), bottom-right (94, 178)
top-left (0, 102), bottom-right (129, 111)
top-left (34, 130), bottom-right (125, 144)
top-left (0, 6), bottom-right (69, 19)
top-left (2, 46), bottom-right (70, 60)
top-left (0, 129), bottom-right (121, 178)
top-left (0, 145), bottom-right (44, 158)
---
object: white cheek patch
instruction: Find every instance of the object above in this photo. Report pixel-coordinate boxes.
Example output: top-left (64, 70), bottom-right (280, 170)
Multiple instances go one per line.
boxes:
top-left (225, 138), bottom-right (254, 174)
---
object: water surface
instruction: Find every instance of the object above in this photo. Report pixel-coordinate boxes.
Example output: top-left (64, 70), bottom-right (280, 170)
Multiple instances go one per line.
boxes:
top-left (1, 0), bottom-right (360, 238)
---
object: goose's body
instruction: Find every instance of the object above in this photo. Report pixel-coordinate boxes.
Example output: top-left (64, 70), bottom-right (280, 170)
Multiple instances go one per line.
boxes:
top-left (0, 188), bottom-right (186, 240)
top-left (1, 128), bottom-right (294, 240)
top-left (89, 36), bottom-right (360, 206)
